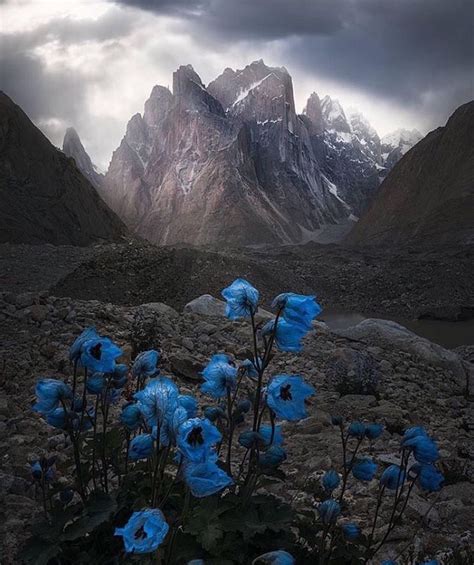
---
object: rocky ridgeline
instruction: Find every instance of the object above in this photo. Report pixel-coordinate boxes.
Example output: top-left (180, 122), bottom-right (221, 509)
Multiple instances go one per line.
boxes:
top-left (0, 290), bottom-right (473, 563)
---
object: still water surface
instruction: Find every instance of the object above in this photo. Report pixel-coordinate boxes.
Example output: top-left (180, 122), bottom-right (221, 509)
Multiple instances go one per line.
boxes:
top-left (321, 312), bottom-right (474, 349)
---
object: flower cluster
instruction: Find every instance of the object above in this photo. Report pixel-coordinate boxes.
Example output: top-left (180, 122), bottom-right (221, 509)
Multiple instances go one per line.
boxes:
top-left (29, 278), bottom-right (444, 564)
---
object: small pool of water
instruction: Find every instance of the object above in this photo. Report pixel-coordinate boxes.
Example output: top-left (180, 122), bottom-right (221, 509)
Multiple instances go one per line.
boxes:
top-left (321, 312), bottom-right (474, 349)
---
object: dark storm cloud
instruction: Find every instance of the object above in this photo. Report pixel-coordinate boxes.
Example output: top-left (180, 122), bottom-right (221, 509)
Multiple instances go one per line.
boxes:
top-left (0, 9), bottom-right (134, 138)
top-left (116, 0), bottom-right (474, 125)
top-left (118, 0), bottom-right (349, 37)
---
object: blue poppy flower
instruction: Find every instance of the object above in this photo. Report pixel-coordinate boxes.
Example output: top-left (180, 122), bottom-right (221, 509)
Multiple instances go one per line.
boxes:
top-left (413, 464), bottom-right (444, 492)
top-left (403, 435), bottom-right (439, 464)
top-left (134, 376), bottom-right (179, 428)
top-left (112, 365), bottom-right (128, 388)
top-left (272, 293), bottom-right (322, 330)
top-left (262, 319), bottom-right (307, 353)
top-left (252, 550), bottom-right (295, 564)
top-left (177, 418), bottom-right (221, 462)
top-left (178, 395), bottom-right (198, 418)
top-left (132, 350), bottom-right (159, 379)
top-left (239, 430), bottom-right (263, 449)
top-left (184, 459), bottom-right (233, 497)
top-left (380, 561), bottom-right (398, 565)
top-left (259, 424), bottom-right (283, 447)
top-left (86, 373), bottom-right (105, 395)
top-left (259, 446), bottom-right (287, 468)
top-left (201, 354), bottom-right (238, 399)
top-left (241, 358), bottom-right (261, 379)
top-left (342, 522), bottom-right (360, 541)
top-left (30, 460), bottom-right (55, 482)
top-left (69, 327), bottom-right (98, 363)
top-left (318, 499), bottom-right (341, 525)
top-left (237, 399), bottom-right (252, 413)
top-left (267, 375), bottom-right (315, 421)
top-left (365, 423), bottom-right (384, 440)
top-left (331, 415), bottom-right (343, 426)
top-left (203, 406), bottom-right (225, 422)
top-left (380, 465), bottom-right (406, 490)
top-left (352, 458), bottom-right (378, 481)
top-left (221, 278), bottom-right (259, 319)
top-left (120, 403), bottom-right (142, 430)
top-left (46, 407), bottom-right (70, 429)
top-left (129, 434), bottom-right (154, 461)
top-left (115, 508), bottom-right (169, 554)
top-left (403, 426), bottom-right (427, 441)
top-left (33, 379), bottom-right (73, 414)
top-left (347, 421), bottom-right (366, 439)
top-left (80, 337), bottom-right (122, 373)
top-left (30, 461), bottom-right (43, 480)
top-left (322, 470), bottom-right (340, 493)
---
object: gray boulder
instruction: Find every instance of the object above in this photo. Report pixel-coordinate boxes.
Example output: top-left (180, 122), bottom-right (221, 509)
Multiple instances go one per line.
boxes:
top-left (334, 318), bottom-right (466, 389)
top-left (184, 294), bottom-right (273, 322)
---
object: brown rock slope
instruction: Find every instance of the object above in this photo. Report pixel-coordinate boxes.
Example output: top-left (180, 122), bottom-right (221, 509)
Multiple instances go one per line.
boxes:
top-left (349, 101), bottom-right (474, 246)
top-left (0, 91), bottom-right (127, 245)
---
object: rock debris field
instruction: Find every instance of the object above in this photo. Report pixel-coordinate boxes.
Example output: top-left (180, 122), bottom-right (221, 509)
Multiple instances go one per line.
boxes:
top-left (0, 242), bottom-right (473, 563)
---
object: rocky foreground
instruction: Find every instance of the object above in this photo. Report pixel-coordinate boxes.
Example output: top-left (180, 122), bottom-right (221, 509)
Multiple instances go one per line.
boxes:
top-left (0, 283), bottom-right (473, 563)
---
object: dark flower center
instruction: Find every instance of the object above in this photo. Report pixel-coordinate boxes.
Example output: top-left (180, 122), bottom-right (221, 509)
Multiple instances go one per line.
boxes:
top-left (134, 525), bottom-right (147, 540)
top-left (280, 384), bottom-right (293, 401)
top-left (187, 426), bottom-right (204, 446)
top-left (90, 343), bottom-right (102, 360)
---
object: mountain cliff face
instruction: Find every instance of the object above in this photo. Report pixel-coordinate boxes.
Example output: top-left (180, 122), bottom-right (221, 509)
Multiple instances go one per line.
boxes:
top-left (102, 61), bottom-right (349, 246)
top-left (101, 60), bottom-right (421, 246)
top-left (349, 101), bottom-right (474, 246)
top-left (62, 127), bottom-right (103, 189)
top-left (0, 91), bottom-right (127, 245)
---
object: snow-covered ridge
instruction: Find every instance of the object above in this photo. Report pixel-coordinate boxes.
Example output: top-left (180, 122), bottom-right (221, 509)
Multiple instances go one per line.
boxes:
top-left (230, 73), bottom-right (277, 108)
top-left (381, 128), bottom-right (422, 149)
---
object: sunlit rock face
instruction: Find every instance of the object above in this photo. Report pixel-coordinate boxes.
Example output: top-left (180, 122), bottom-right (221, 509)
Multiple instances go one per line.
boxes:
top-left (102, 61), bottom-right (349, 246)
top-left (101, 60), bottom-right (421, 246)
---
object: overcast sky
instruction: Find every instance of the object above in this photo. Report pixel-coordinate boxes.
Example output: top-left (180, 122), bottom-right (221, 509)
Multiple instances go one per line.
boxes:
top-left (1, 0), bottom-right (473, 170)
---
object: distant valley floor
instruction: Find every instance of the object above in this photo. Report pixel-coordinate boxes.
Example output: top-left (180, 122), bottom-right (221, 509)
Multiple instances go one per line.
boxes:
top-left (1, 241), bottom-right (472, 340)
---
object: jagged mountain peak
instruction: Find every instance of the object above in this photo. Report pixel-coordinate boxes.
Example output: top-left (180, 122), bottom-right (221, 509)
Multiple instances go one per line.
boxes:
top-left (62, 126), bottom-right (103, 188)
top-left (173, 64), bottom-right (224, 116)
top-left (321, 95), bottom-right (351, 133)
top-left (208, 59), bottom-right (292, 112)
top-left (303, 92), bottom-right (324, 135)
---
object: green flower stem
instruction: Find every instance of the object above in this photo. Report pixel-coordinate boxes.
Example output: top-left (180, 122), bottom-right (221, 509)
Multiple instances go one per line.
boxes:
top-left (378, 449), bottom-right (410, 545)
top-left (372, 469), bottom-right (420, 557)
top-left (364, 484), bottom-right (386, 562)
top-left (225, 386), bottom-right (234, 476)
top-left (91, 394), bottom-right (100, 490)
top-left (100, 376), bottom-right (112, 493)
top-left (338, 436), bottom-right (363, 503)
top-left (78, 367), bottom-right (89, 432)
top-left (60, 397), bottom-right (87, 502)
top-left (318, 525), bottom-right (330, 565)
top-left (392, 492), bottom-right (441, 562)
top-left (70, 359), bottom-right (78, 410)
top-left (166, 488), bottom-right (191, 564)
top-left (40, 475), bottom-right (49, 521)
